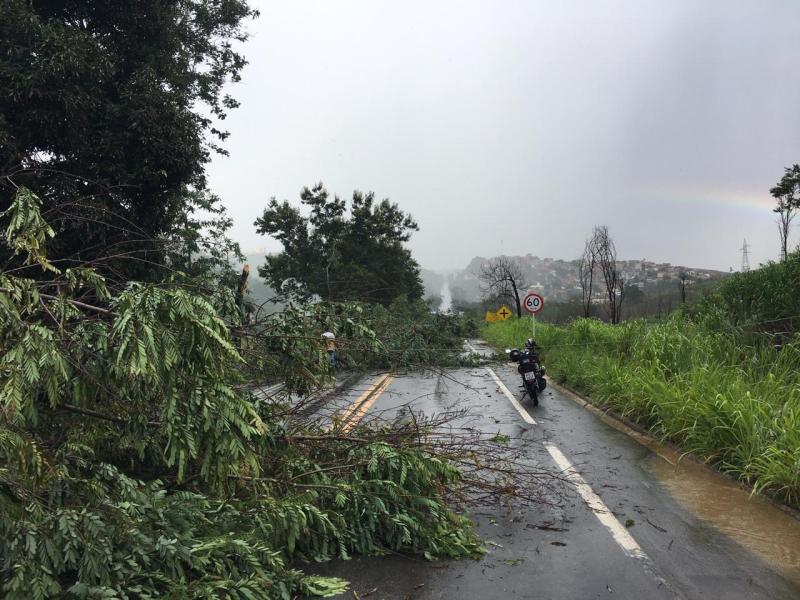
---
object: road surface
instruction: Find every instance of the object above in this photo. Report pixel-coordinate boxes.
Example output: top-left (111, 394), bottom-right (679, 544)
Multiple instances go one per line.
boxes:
top-left (302, 340), bottom-right (800, 600)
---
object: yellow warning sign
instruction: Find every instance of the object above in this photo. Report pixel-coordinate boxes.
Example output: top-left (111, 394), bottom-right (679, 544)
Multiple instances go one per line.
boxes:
top-left (484, 311), bottom-right (499, 323)
top-left (496, 305), bottom-right (513, 320)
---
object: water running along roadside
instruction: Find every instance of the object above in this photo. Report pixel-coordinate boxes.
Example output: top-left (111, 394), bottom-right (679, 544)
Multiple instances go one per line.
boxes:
top-left (551, 378), bottom-right (800, 586)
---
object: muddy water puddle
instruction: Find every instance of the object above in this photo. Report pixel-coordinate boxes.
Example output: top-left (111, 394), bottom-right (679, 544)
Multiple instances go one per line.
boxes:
top-left (553, 383), bottom-right (800, 583)
top-left (645, 454), bottom-right (800, 584)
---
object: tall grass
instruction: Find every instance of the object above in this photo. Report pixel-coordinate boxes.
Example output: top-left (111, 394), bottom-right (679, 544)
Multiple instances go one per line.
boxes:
top-left (483, 316), bottom-right (800, 507)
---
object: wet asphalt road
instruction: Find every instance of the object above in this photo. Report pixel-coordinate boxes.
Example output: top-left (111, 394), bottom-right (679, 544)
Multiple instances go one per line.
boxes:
top-left (302, 340), bottom-right (800, 600)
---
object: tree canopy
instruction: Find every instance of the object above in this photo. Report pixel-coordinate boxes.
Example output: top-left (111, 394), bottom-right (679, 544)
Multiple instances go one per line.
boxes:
top-left (0, 0), bottom-right (256, 277)
top-left (255, 183), bottom-right (424, 306)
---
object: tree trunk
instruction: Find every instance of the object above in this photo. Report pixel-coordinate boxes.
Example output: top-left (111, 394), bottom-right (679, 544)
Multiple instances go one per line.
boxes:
top-left (236, 263), bottom-right (250, 315)
top-left (510, 278), bottom-right (521, 318)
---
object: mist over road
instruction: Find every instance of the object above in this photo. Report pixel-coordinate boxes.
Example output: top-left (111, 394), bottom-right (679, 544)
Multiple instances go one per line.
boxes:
top-left (437, 282), bottom-right (453, 313)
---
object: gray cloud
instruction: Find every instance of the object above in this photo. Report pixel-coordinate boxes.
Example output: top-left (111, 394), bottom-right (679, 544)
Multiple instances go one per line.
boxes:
top-left (208, 0), bottom-right (800, 271)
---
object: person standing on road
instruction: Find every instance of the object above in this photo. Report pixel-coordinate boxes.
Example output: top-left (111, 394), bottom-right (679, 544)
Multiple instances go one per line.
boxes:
top-left (322, 331), bottom-right (336, 367)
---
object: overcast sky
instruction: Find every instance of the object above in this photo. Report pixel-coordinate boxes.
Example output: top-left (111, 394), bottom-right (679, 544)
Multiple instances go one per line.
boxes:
top-left (207, 0), bottom-right (800, 272)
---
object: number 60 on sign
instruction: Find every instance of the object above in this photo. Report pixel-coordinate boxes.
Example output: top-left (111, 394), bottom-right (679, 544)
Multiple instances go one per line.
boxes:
top-left (523, 292), bottom-right (544, 315)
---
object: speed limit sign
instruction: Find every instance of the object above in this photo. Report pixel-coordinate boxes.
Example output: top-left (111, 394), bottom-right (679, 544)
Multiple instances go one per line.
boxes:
top-left (523, 292), bottom-right (544, 315)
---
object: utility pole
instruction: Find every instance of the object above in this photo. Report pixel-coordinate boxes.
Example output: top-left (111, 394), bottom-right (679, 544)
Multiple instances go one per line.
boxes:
top-left (740, 239), bottom-right (751, 272)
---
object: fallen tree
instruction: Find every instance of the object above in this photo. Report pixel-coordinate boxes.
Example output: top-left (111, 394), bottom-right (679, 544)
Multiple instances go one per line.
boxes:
top-left (0, 188), bottom-right (557, 599)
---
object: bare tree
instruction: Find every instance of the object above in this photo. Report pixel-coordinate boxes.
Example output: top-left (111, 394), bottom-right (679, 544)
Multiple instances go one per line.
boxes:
top-left (479, 256), bottom-right (528, 318)
top-left (593, 226), bottom-right (623, 324)
top-left (677, 270), bottom-right (690, 304)
top-left (577, 237), bottom-right (597, 318)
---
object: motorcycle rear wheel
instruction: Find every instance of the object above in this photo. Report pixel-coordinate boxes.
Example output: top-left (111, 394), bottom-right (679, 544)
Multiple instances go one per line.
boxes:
top-left (525, 381), bottom-right (539, 406)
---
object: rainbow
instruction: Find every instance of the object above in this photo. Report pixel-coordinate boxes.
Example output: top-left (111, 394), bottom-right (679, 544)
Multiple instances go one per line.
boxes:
top-left (652, 187), bottom-right (774, 213)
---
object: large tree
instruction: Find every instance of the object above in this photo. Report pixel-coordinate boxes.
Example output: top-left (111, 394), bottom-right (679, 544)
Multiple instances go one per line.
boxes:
top-left (0, 0), bottom-right (256, 278)
top-left (255, 183), bottom-right (424, 305)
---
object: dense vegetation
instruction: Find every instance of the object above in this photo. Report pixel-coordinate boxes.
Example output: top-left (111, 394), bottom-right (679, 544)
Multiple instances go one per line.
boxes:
top-left (0, 189), bottom-right (484, 599)
top-left (687, 252), bottom-right (800, 329)
top-left (255, 183), bottom-right (424, 306)
top-left (484, 257), bottom-right (800, 507)
top-left (1, 0), bottom-right (254, 279)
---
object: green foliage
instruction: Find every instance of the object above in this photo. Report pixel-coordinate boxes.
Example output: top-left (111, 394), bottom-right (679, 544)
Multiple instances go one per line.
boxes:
top-left (483, 316), bottom-right (800, 507)
top-left (0, 189), bottom-right (482, 598)
top-left (687, 251), bottom-right (800, 328)
top-left (0, 0), bottom-right (256, 279)
top-left (255, 183), bottom-right (425, 306)
top-left (242, 300), bottom-right (382, 395)
top-left (240, 296), bottom-right (479, 396)
top-left (345, 297), bottom-right (480, 370)
top-left (164, 189), bottom-right (245, 286)
top-left (770, 164), bottom-right (800, 208)
top-left (0, 187), bottom-right (57, 272)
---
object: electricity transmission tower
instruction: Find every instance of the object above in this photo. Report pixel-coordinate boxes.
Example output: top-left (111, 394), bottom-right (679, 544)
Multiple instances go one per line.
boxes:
top-left (740, 239), bottom-right (750, 272)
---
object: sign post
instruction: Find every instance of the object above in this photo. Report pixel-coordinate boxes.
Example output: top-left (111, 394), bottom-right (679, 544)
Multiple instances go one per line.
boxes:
top-left (522, 292), bottom-right (544, 338)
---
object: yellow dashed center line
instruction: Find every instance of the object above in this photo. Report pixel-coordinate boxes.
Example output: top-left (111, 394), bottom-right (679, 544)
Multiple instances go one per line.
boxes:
top-left (342, 375), bottom-right (394, 432)
top-left (331, 373), bottom-right (394, 432)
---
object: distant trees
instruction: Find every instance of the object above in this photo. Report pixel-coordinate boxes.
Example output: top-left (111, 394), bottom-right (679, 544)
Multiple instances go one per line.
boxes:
top-left (478, 256), bottom-right (528, 318)
top-left (621, 284), bottom-right (645, 317)
top-left (255, 183), bottom-right (424, 305)
top-left (770, 165), bottom-right (800, 261)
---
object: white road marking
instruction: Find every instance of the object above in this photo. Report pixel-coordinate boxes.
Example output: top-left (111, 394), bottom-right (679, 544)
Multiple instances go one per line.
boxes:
top-left (465, 339), bottom-right (478, 353)
top-left (478, 342), bottom-right (676, 595)
top-left (485, 367), bottom-right (537, 425)
top-left (544, 442), bottom-right (677, 595)
top-left (544, 442), bottom-right (646, 558)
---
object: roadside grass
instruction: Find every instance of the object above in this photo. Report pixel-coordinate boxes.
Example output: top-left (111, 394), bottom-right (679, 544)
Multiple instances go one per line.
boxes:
top-left (482, 316), bottom-right (800, 508)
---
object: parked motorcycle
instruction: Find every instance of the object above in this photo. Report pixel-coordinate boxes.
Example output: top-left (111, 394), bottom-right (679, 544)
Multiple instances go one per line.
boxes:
top-left (507, 339), bottom-right (547, 406)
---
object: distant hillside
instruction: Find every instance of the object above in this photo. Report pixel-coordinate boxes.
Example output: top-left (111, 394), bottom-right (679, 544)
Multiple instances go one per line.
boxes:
top-left (448, 255), bottom-right (728, 303)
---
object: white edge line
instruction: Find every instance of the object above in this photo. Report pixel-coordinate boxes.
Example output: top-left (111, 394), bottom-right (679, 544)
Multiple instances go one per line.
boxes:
top-left (485, 367), bottom-right (537, 425)
top-left (483, 355), bottom-right (678, 595)
top-left (543, 442), bottom-right (677, 595)
top-left (465, 339), bottom-right (478, 353)
top-left (544, 442), bottom-right (645, 558)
